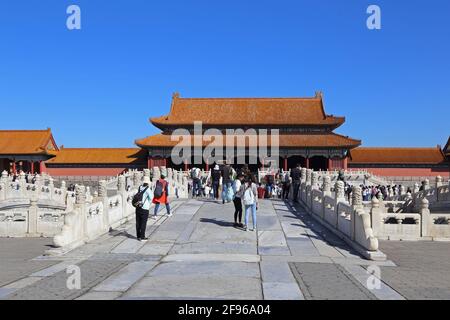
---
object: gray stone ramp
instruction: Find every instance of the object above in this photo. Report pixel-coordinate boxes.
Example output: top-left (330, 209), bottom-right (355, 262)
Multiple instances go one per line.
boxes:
top-left (0, 198), bottom-right (412, 300)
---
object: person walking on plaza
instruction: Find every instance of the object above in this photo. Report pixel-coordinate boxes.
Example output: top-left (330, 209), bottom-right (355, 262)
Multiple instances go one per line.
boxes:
top-left (291, 164), bottom-right (301, 203)
top-left (152, 172), bottom-right (172, 219)
top-left (282, 171), bottom-right (291, 200)
top-left (190, 166), bottom-right (201, 198)
top-left (133, 176), bottom-right (153, 241)
top-left (211, 164), bottom-right (221, 201)
top-left (221, 162), bottom-right (234, 204)
top-left (232, 173), bottom-right (245, 227)
top-left (243, 177), bottom-right (258, 232)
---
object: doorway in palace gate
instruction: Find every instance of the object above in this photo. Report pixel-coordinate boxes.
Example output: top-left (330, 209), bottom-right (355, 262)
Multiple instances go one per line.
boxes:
top-left (310, 156), bottom-right (328, 171)
top-left (287, 156), bottom-right (307, 170)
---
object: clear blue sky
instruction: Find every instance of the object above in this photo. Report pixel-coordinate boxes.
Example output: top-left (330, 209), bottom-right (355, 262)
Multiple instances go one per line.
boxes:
top-left (1, 0), bottom-right (449, 148)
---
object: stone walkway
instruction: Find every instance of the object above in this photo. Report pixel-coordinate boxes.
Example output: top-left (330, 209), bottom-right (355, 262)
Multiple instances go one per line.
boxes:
top-left (1, 198), bottom-right (444, 300)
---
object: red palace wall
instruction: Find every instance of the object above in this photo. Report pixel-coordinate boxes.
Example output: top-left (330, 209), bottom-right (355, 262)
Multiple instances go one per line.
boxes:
top-left (350, 167), bottom-right (450, 178)
top-left (45, 167), bottom-right (129, 177)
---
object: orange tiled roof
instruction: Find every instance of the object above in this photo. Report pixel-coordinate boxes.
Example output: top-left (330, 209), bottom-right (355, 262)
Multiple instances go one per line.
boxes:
top-left (0, 129), bottom-right (58, 155)
top-left (46, 148), bottom-right (147, 164)
top-left (135, 133), bottom-right (361, 148)
top-left (150, 92), bottom-right (345, 129)
top-left (349, 147), bottom-right (447, 164)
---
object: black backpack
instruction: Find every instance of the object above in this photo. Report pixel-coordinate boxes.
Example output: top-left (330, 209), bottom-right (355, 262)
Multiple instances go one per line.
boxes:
top-left (132, 186), bottom-right (149, 208)
top-left (154, 180), bottom-right (165, 198)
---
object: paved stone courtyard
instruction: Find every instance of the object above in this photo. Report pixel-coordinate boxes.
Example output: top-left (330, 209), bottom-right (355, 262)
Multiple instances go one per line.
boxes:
top-left (0, 198), bottom-right (449, 300)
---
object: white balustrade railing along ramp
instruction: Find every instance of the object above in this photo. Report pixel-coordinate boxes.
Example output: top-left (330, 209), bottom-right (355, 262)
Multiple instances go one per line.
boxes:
top-left (46, 167), bottom-right (189, 255)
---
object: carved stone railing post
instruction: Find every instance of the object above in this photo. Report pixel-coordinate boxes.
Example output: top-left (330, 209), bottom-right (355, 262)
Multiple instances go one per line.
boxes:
top-left (420, 197), bottom-right (431, 238)
top-left (423, 179), bottom-right (430, 191)
top-left (133, 170), bottom-right (140, 188)
top-left (49, 177), bottom-right (55, 200)
top-left (118, 175), bottom-right (126, 193)
top-left (143, 169), bottom-right (151, 182)
top-left (75, 185), bottom-right (88, 242)
top-left (60, 181), bottom-right (67, 204)
top-left (370, 196), bottom-right (382, 237)
top-left (323, 175), bottom-right (331, 197)
top-left (351, 186), bottom-right (363, 240)
top-left (436, 176), bottom-right (443, 188)
top-left (400, 185), bottom-right (406, 197)
top-left (28, 193), bottom-right (39, 236)
top-left (34, 174), bottom-right (42, 198)
top-left (1, 170), bottom-right (8, 184)
top-left (19, 171), bottom-right (26, 198)
top-left (300, 168), bottom-right (306, 183)
top-left (98, 180), bottom-right (110, 230)
top-left (0, 180), bottom-right (5, 201)
top-left (335, 181), bottom-right (345, 203)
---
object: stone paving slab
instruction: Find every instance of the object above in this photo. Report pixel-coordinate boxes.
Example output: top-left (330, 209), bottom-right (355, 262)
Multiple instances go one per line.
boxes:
top-left (169, 242), bottom-right (257, 255)
top-left (258, 231), bottom-right (287, 247)
top-left (256, 216), bottom-right (281, 230)
top-left (30, 260), bottom-right (83, 277)
top-left (260, 261), bottom-right (296, 283)
top-left (111, 238), bottom-right (147, 254)
top-left (3, 276), bottom-right (43, 289)
top-left (280, 221), bottom-right (309, 238)
top-left (5, 259), bottom-right (129, 300)
top-left (138, 241), bottom-right (174, 255)
top-left (286, 237), bottom-right (320, 256)
top-left (342, 264), bottom-right (405, 300)
top-left (175, 221), bottom-right (198, 243)
top-left (290, 262), bottom-right (377, 300)
top-left (258, 246), bottom-right (291, 256)
top-left (148, 261), bottom-right (260, 278)
top-left (0, 238), bottom-right (60, 287)
top-left (76, 291), bottom-right (123, 300)
top-left (123, 276), bottom-right (263, 300)
top-left (93, 260), bottom-right (159, 292)
top-left (162, 253), bottom-right (260, 263)
top-left (262, 282), bottom-right (304, 300)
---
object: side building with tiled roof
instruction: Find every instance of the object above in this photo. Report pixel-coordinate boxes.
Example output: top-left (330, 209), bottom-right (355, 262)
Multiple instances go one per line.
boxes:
top-left (348, 146), bottom-right (449, 178)
top-left (0, 129), bottom-right (59, 174)
top-left (135, 92), bottom-right (361, 171)
top-left (44, 148), bottom-right (147, 177)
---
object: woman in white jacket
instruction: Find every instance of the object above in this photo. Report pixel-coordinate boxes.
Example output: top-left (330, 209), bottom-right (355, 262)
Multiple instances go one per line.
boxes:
top-left (243, 177), bottom-right (258, 232)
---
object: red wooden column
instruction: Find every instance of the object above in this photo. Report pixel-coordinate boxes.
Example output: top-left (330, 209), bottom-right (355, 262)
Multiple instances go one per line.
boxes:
top-left (148, 156), bottom-right (153, 169)
top-left (30, 162), bottom-right (35, 174)
top-left (283, 157), bottom-right (288, 171)
top-left (12, 161), bottom-right (16, 174)
top-left (343, 157), bottom-right (348, 170)
top-left (184, 159), bottom-right (189, 172)
top-left (39, 161), bottom-right (46, 174)
top-left (305, 157), bottom-right (310, 169)
top-left (327, 158), bottom-right (332, 171)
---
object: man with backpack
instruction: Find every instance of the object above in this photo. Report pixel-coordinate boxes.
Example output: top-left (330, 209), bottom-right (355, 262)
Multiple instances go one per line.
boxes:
top-left (291, 163), bottom-right (301, 203)
top-left (190, 167), bottom-right (201, 198)
top-left (282, 171), bottom-right (292, 200)
top-left (152, 172), bottom-right (172, 219)
top-left (133, 176), bottom-right (153, 241)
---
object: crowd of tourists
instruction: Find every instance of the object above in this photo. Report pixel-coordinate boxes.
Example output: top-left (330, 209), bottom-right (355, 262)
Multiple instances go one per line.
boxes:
top-left (190, 163), bottom-right (260, 231)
